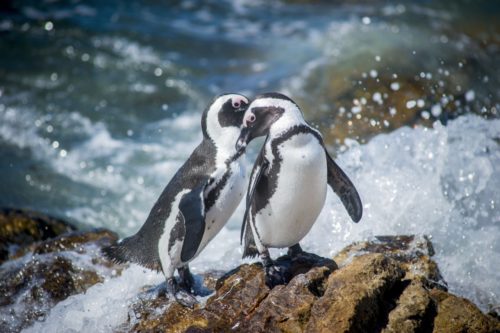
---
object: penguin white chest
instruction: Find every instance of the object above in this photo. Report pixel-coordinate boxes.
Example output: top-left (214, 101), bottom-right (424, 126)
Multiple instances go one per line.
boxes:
top-left (197, 159), bottom-right (246, 255)
top-left (256, 134), bottom-right (327, 248)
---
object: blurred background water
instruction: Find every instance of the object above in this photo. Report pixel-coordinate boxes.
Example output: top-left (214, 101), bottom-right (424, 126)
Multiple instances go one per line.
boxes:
top-left (1, 0), bottom-right (499, 322)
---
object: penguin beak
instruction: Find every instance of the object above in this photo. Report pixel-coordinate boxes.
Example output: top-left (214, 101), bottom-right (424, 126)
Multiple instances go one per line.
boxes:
top-left (236, 127), bottom-right (250, 153)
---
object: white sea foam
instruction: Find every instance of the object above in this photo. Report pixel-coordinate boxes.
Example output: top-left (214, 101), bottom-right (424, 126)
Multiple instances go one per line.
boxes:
top-left (23, 265), bottom-right (163, 333)
top-left (18, 115), bottom-right (500, 332)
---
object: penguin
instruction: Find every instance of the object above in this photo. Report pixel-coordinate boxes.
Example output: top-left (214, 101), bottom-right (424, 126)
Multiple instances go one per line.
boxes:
top-left (235, 92), bottom-right (362, 287)
top-left (103, 93), bottom-right (250, 307)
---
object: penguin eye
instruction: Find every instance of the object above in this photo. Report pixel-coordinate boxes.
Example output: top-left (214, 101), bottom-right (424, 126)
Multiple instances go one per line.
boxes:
top-left (232, 99), bottom-right (241, 109)
top-left (244, 113), bottom-right (256, 127)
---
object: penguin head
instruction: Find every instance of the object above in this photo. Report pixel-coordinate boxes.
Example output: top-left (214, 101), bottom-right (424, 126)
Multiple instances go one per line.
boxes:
top-left (236, 92), bottom-right (303, 152)
top-left (202, 93), bottom-right (250, 150)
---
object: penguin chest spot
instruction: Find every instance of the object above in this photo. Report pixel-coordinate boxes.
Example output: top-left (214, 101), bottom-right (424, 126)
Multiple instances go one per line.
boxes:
top-left (257, 135), bottom-right (327, 248)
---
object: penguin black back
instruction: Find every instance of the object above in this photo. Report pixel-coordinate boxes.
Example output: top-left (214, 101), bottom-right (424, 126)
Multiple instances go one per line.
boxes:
top-left (102, 138), bottom-right (217, 270)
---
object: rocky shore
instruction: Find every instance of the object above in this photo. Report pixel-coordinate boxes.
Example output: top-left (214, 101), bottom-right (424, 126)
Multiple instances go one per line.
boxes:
top-left (1, 208), bottom-right (498, 333)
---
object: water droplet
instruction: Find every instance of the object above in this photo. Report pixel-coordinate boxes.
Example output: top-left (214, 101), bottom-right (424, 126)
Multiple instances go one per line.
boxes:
top-left (390, 82), bottom-right (400, 91)
top-left (44, 21), bottom-right (53, 31)
top-left (431, 104), bottom-right (442, 117)
top-left (465, 90), bottom-right (475, 102)
top-left (406, 100), bottom-right (417, 109)
top-left (154, 68), bottom-right (163, 76)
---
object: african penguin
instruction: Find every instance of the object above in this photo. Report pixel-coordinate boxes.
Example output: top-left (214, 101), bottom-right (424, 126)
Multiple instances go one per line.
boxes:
top-left (103, 93), bottom-right (250, 307)
top-left (235, 92), bottom-right (362, 287)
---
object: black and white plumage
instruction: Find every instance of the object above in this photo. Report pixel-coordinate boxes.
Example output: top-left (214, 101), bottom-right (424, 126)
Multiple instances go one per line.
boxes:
top-left (235, 92), bottom-right (362, 287)
top-left (103, 94), bottom-right (249, 306)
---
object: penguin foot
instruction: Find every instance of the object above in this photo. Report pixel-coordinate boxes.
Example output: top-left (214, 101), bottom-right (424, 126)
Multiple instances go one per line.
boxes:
top-left (287, 243), bottom-right (304, 258)
top-left (165, 277), bottom-right (198, 308)
top-left (264, 264), bottom-right (288, 288)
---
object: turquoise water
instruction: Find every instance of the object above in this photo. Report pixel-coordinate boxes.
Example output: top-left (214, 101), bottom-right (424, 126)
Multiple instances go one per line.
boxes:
top-left (1, 0), bottom-right (499, 320)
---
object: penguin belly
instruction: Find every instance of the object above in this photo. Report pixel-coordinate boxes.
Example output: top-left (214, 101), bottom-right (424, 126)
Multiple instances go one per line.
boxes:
top-left (196, 160), bottom-right (246, 257)
top-left (256, 134), bottom-right (327, 248)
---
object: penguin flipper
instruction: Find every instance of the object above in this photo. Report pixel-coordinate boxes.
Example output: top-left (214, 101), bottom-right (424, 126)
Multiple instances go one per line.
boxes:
top-left (325, 148), bottom-right (363, 223)
top-left (241, 151), bottom-right (268, 258)
top-left (179, 181), bottom-right (208, 263)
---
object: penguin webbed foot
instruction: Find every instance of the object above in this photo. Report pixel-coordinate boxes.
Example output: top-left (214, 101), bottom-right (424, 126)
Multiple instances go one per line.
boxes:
top-left (261, 249), bottom-right (289, 288)
top-left (264, 264), bottom-right (288, 288)
top-left (287, 244), bottom-right (312, 262)
top-left (165, 276), bottom-right (198, 309)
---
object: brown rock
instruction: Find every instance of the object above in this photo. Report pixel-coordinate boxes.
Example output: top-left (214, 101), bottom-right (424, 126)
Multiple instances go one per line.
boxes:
top-left (12, 228), bottom-right (118, 259)
top-left (430, 289), bottom-right (500, 333)
top-left (334, 235), bottom-right (447, 290)
top-left (129, 254), bottom-right (337, 333)
top-left (0, 225), bottom-right (119, 333)
top-left (0, 208), bottom-right (75, 264)
top-left (306, 253), bottom-right (405, 333)
top-left (129, 264), bottom-right (269, 332)
top-left (126, 236), bottom-right (499, 333)
top-left (382, 280), bottom-right (436, 333)
top-left (240, 266), bottom-right (331, 333)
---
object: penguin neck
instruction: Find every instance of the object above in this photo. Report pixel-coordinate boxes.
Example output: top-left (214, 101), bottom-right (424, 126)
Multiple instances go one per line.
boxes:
top-left (205, 126), bottom-right (242, 166)
top-left (268, 109), bottom-right (307, 139)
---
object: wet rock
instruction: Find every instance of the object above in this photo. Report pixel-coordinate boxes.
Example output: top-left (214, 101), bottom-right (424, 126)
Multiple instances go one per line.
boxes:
top-left (0, 211), bottom-right (119, 333)
top-left (0, 208), bottom-right (75, 265)
top-left (382, 280), bottom-right (436, 333)
top-left (430, 289), bottom-right (500, 333)
top-left (1, 217), bottom-right (498, 333)
top-left (128, 235), bottom-right (498, 333)
top-left (290, 37), bottom-right (498, 147)
top-left (130, 263), bottom-right (269, 332)
top-left (306, 253), bottom-right (405, 332)
top-left (334, 235), bottom-right (447, 290)
top-left (12, 228), bottom-right (118, 261)
top-left (240, 266), bottom-right (331, 333)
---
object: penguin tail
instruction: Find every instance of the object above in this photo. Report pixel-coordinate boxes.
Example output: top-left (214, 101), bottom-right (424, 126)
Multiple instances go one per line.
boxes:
top-left (242, 222), bottom-right (259, 259)
top-left (102, 242), bottom-right (131, 265)
top-left (242, 245), bottom-right (259, 259)
top-left (102, 235), bottom-right (161, 272)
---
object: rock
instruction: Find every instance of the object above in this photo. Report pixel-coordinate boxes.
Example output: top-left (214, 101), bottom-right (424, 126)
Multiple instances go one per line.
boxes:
top-left (128, 235), bottom-right (498, 333)
top-left (1, 212), bottom-right (498, 333)
top-left (240, 266), bottom-right (331, 333)
top-left (0, 210), bottom-right (119, 333)
top-left (430, 289), bottom-right (500, 333)
top-left (382, 280), bottom-right (436, 333)
top-left (334, 235), bottom-right (447, 290)
top-left (306, 254), bottom-right (405, 332)
top-left (0, 208), bottom-right (75, 265)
